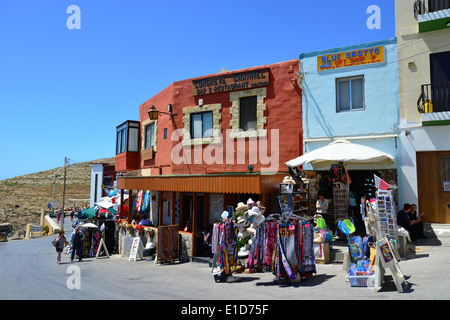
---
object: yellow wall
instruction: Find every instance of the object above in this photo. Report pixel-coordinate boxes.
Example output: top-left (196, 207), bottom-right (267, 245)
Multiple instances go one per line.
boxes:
top-left (395, 0), bottom-right (450, 124)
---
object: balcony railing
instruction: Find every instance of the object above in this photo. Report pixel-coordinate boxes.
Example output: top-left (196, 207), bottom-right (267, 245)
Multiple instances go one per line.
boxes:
top-left (417, 82), bottom-right (450, 113)
top-left (414, 0), bottom-right (450, 20)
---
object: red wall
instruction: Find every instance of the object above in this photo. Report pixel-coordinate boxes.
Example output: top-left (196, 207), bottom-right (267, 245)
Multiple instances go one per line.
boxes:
top-left (138, 59), bottom-right (302, 176)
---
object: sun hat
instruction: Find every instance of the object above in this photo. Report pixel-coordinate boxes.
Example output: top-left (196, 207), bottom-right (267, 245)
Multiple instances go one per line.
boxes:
top-left (236, 202), bottom-right (247, 212)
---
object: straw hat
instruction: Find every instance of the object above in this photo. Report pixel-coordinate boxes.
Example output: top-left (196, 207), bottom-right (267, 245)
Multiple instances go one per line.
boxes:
top-left (282, 176), bottom-right (295, 184)
top-left (235, 202), bottom-right (247, 213)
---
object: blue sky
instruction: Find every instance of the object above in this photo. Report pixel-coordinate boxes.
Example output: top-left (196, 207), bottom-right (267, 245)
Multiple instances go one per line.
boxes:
top-left (0, 0), bottom-right (395, 180)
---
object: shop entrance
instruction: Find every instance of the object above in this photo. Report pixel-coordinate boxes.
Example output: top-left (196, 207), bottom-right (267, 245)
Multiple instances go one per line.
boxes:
top-left (417, 151), bottom-right (450, 223)
top-left (182, 194), bottom-right (206, 232)
top-left (313, 168), bottom-right (397, 234)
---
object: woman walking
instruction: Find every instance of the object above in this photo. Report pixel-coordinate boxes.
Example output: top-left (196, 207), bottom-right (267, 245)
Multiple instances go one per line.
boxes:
top-left (55, 230), bottom-right (66, 265)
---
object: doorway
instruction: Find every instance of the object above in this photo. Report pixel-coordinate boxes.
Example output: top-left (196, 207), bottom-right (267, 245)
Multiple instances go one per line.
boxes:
top-left (417, 151), bottom-right (450, 223)
top-left (182, 194), bottom-right (206, 232)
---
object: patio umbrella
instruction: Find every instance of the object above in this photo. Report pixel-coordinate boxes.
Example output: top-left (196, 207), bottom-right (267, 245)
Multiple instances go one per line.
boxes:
top-left (285, 139), bottom-right (395, 168)
top-left (79, 223), bottom-right (98, 228)
top-left (81, 206), bottom-right (118, 219)
top-left (95, 197), bottom-right (114, 208)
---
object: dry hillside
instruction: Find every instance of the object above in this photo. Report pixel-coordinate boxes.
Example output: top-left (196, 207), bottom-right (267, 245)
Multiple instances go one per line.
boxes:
top-left (0, 157), bottom-right (115, 232)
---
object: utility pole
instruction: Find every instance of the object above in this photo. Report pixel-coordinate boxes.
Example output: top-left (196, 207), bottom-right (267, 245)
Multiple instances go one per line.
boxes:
top-left (60, 157), bottom-right (67, 230)
top-left (52, 168), bottom-right (56, 218)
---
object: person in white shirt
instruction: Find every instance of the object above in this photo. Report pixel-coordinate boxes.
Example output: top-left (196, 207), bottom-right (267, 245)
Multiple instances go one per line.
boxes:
top-left (316, 191), bottom-right (329, 215)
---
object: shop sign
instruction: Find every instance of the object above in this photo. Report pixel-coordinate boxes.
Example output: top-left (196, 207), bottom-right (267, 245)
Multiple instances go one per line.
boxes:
top-left (192, 68), bottom-right (270, 96)
top-left (317, 46), bottom-right (385, 71)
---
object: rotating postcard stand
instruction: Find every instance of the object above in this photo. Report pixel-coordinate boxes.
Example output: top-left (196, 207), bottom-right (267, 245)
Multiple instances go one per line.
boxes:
top-left (370, 189), bottom-right (407, 293)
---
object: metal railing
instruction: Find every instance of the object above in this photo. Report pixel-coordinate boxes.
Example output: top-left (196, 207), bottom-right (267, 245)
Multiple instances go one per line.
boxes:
top-left (414, 0), bottom-right (450, 20)
top-left (417, 82), bottom-right (450, 113)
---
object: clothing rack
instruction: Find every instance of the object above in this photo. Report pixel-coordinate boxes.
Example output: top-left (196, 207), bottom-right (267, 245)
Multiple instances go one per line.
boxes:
top-left (246, 212), bottom-right (316, 282)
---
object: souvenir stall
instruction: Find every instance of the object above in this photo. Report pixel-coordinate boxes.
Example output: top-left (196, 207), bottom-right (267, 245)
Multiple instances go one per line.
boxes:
top-left (245, 212), bottom-right (316, 283)
top-left (338, 179), bottom-right (406, 291)
top-left (211, 213), bottom-right (240, 283)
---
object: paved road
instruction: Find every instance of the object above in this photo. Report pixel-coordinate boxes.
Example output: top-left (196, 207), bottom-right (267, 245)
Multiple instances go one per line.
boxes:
top-left (1, 218), bottom-right (450, 305)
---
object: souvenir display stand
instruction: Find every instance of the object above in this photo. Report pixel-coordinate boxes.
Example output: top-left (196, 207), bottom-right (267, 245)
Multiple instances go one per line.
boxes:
top-left (279, 176), bottom-right (315, 218)
top-left (343, 185), bottom-right (407, 292)
top-left (373, 189), bottom-right (406, 292)
top-left (304, 171), bottom-right (318, 216)
top-left (211, 219), bottom-right (240, 283)
top-left (332, 183), bottom-right (348, 228)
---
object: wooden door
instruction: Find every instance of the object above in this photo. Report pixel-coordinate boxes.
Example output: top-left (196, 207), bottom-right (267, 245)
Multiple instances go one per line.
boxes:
top-left (439, 153), bottom-right (450, 224)
top-left (417, 151), bottom-right (450, 224)
top-left (417, 152), bottom-right (440, 223)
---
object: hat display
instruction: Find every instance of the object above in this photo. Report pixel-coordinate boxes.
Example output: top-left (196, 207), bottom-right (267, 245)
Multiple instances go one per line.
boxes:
top-left (235, 202), bottom-right (247, 212)
top-left (282, 176), bottom-right (295, 184)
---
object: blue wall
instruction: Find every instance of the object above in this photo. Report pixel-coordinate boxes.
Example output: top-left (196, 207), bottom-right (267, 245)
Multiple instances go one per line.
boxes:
top-left (299, 38), bottom-right (402, 202)
top-left (300, 38), bottom-right (399, 141)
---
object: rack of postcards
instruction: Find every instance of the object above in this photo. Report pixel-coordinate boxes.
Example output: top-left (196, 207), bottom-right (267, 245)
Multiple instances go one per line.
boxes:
top-left (375, 189), bottom-right (398, 240)
top-left (304, 171), bottom-right (318, 216)
top-left (331, 183), bottom-right (349, 227)
top-left (279, 178), bottom-right (315, 218)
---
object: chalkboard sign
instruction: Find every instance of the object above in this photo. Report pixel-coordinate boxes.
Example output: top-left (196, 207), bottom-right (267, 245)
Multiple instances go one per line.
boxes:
top-left (122, 236), bottom-right (134, 258)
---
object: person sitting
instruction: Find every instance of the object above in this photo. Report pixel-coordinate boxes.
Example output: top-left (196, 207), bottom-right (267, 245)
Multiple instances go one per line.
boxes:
top-left (410, 204), bottom-right (426, 239)
top-left (397, 203), bottom-right (422, 242)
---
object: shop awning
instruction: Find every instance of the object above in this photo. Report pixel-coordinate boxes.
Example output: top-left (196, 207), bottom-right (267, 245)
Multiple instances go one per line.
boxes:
top-left (285, 139), bottom-right (396, 168)
top-left (116, 173), bottom-right (285, 194)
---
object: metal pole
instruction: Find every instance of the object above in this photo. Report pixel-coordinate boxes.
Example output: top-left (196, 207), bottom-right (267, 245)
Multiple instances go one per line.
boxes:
top-left (52, 168), bottom-right (56, 217)
top-left (60, 157), bottom-right (67, 229)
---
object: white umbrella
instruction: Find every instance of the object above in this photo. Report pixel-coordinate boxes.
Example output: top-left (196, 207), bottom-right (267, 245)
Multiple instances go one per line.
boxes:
top-left (95, 197), bottom-right (114, 209)
top-left (285, 139), bottom-right (396, 168)
top-left (80, 223), bottom-right (98, 228)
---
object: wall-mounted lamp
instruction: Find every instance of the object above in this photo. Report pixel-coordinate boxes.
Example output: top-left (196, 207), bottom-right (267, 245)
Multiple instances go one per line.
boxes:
top-left (247, 165), bottom-right (254, 172)
top-left (148, 105), bottom-right (177, 121)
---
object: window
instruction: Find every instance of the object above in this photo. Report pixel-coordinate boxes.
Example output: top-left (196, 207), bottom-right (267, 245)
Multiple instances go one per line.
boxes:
top-left (443, 156), bottom-right (450, 191)
top-left (336, 76), bottom-right (365, 112)
top-left (144, 122), bottom-right (155, 149)
top-left (190, 111), bottom-right (213, 139)
top-left (239, 95), bottom-right (257, 131)
top-left (115, 120), bottom-right (140, 155)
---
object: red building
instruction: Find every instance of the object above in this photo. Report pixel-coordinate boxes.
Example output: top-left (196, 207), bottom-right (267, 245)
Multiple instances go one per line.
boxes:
top-left (115, 59), bottom-right (302, 257)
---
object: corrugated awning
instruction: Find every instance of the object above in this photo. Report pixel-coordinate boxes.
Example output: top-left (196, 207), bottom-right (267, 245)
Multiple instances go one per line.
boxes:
top-left (117, 173), bottom-right (285, 194)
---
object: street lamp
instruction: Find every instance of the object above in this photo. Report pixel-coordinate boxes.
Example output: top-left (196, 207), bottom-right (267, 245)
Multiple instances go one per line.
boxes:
top-left (148, 105), bottom-right (177, 120)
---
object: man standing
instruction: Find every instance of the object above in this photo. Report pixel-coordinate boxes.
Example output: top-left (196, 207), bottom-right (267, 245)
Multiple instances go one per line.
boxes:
top-left (70, 227), bottom-right (85, 262)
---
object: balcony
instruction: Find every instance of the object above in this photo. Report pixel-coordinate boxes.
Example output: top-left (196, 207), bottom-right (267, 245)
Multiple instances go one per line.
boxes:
top-left (417, 82), bottom-right (450, 125)
top-left (115, 120), bottom-right (140, 172)
top-left (414, 0), bottom-right (450, 32)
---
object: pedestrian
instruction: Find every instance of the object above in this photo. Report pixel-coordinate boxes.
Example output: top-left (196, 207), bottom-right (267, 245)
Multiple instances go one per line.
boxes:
top-left (57, 210), bottom-right (61, 223)
top-left (55, 230), bottom-right (66, 265)
top-left (70, 209), bottom-right (75, 222)
top-left (70, 227), bottom-right (85, 262)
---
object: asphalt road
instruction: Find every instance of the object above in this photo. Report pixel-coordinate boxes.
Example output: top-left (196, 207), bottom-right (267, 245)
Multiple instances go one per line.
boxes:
top-left (1, 218), bottom-right (450, 306)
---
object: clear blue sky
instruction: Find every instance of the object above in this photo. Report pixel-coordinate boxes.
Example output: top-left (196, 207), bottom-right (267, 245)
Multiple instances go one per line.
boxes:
top-left (0, 0), bottom-right (395, 180)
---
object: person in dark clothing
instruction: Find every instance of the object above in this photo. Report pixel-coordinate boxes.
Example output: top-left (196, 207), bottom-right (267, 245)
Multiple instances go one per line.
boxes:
top-left (410, 204), bottom-right (426, 239)
top-left (70, 227), bottom-right (85, 262)
top-left (397, 203), bottom-right (422, 242)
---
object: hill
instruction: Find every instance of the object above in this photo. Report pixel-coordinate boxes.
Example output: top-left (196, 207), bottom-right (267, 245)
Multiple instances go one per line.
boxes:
top-left (0, 157), bottom-right (115, 233)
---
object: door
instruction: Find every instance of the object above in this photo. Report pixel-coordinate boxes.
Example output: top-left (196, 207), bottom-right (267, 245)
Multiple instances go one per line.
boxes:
top-left (439, 153), bottom-right (450, 224)
top-left (417, 151), bottom-right (450, 224)
top-left (417, 152), bottom-right (440, 223)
